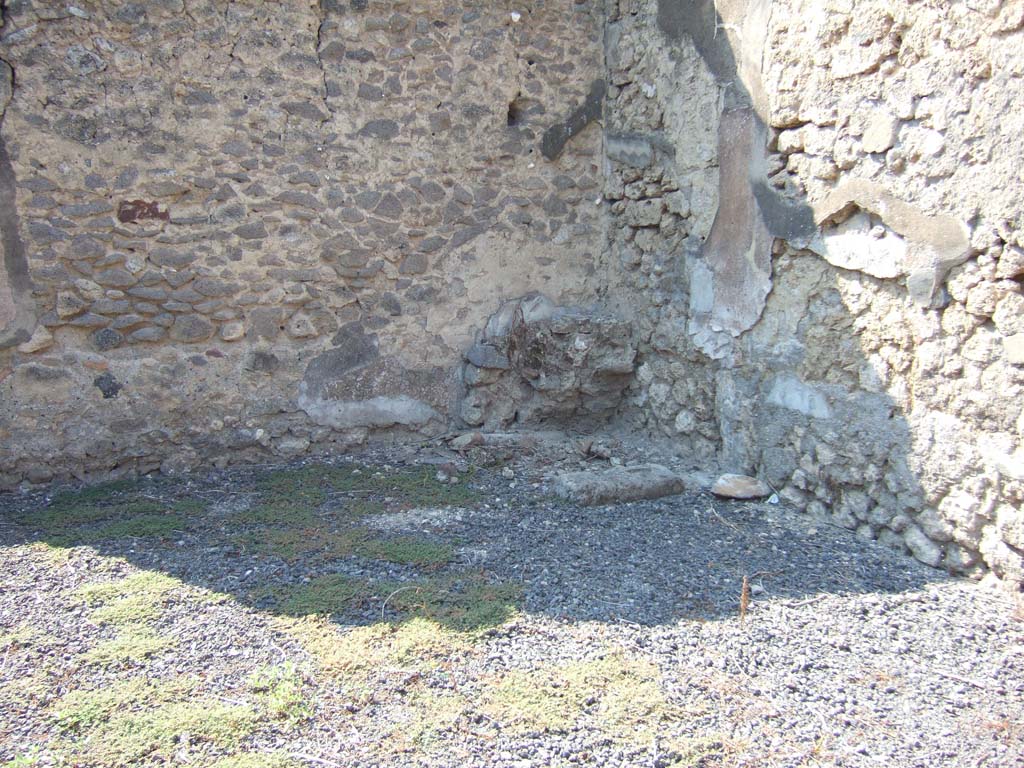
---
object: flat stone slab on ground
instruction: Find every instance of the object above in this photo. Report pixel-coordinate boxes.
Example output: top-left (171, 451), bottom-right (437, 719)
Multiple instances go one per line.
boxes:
top-left (553, 463), bottom-right (685, 505)
top-left (711, 473), bottom-right (772, 499)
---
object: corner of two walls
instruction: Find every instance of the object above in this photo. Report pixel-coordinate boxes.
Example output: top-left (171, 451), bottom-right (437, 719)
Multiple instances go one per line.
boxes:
top-left (605, 0), bottom-right (1024, 586)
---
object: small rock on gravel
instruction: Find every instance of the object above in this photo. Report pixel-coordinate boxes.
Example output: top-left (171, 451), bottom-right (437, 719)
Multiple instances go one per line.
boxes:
top-left (711, 473), bottom-right (772, 499)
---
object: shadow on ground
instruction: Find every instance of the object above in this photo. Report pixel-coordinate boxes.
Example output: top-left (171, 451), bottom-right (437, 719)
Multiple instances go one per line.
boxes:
top-left (0, 458), bottom-right (945, 631)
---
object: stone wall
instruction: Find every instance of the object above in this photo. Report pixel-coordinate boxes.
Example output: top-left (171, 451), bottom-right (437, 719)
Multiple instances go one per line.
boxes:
top-left (0, 0), bottom-right (606, 483)
top-left (2, 0), bottom-right (1023, 587)
top-left (605, 0), bottom-right (1024, 586)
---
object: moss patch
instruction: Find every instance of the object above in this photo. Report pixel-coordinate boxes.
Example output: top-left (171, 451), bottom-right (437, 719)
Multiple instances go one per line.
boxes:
top-left (207, 753), bottom-right (301, 768)
top-left (82, 628), bottom-right (175, 666)
top-left (479, 651), bottom-right (682, 740)
top-left (385, 574), bottom-right (522, 632)
top-left (54, 678), bottom-right (260, 766)
top-left (247, 663), bottom-right (312, 726)
top-left (359, 536), bottom-right (454, 568)
top-left (17, 482), bottom-right (205, 546)
top-left (77, 571), bottom-right (182, 667)
top-left (51, 663), bottom-right (316, 767)
top-left (267, 571), bottom-right (520, 631)
top-left (285, 615), bottom-right (472, 681)
top-left (78, 571), bottom-right (182, 623)
top-left (271, 574), bottom-right (368, 617)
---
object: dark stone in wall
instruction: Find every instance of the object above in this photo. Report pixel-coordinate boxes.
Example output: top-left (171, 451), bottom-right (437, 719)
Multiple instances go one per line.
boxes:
top-left (540, 79), bottom-right (606, 160)
top-left (93, 372), bottom-right (123, 399)
top-left (117, 199), bottom-right (170, 223)
top-left (92, 328), bottom-right (125, 351)
top-left (359, 119), bottom-right (400, 140)
top-left (248, 350), bottom-right (280, 373)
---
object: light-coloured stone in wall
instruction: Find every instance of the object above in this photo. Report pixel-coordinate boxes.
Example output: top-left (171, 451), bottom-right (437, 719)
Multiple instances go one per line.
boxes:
top-left (861, 111), bottom-right (899, 153)
top-left (673, 409), bottom-right (696, 433)
top-left (16, 325), bottom-right (53, 353)
top-left (979, 526), bottom-right (1023, 585)
top-left (904, 524), bottom-right (943, 567)
top-left (992, 293), bottom-right (1024, 336)
top-left (776, 127), bottom-right (804, 154)
top-left (220, 322), bottom-right (244, 342)
top-left (996, 245), bottom-right (1024, 279)
top-left (996, 504), bottom-right (1024, 550)
top-left (606, 134), bottom-right (654, 167)
top-left (1004, 333), bottom-right (1024, 366)
top-left (916, 507), bottom-right (954, 543)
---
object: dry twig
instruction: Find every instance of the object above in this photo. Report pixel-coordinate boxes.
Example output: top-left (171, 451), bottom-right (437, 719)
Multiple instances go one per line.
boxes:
top-left (740, 575), bottom-right (750, 623)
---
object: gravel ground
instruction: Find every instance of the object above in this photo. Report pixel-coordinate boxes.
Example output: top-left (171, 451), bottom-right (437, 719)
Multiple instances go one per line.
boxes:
top-left (0, 449), bottom-right (1021, 768)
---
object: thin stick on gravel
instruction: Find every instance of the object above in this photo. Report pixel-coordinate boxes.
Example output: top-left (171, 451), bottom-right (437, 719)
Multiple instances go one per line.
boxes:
top-left (381, 585), bottom-right (420, 621)
top-left (290, 753), bottom-right (343, 768)
top-left (786, 594), bottom-right (829, 608)
top-left (710, 507), bottom-right (741, 533)
top-left (933, 669), bottom-right (996, 691)
top-left (215, 695), bottom-right (249, 707)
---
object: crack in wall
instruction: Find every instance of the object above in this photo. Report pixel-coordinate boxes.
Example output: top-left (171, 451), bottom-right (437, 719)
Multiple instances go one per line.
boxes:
top-left (314, 3), bottom-right (335, 121)
top-left (0, 0), bottom-right (36, 349)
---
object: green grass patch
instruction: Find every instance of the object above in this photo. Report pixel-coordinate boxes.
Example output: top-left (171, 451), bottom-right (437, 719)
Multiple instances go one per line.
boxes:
top-left (325, 464), bottom-right (480, 508)
top-left (78, 571), bottom-right (182, 614)
top-left (77, 571), bottom-right (182, 667)
top-left (281, 615), bottom-right (473, 688)
top-left (359, 536), bottom-right (454, 568)
top-left (52, 672), bottom-right (312, 767)
top-left (82, 627), bottom-right (175, 666)
top-left (207, 753), bottom-right (301, 768)
top-left (54, 679), bottom-right (260, 766)
top-left (386, 575), bottom-right (521, 632)
top-left (272, 574), bottom-right (367, 617)
top-left (47, 478), bottom-right (139, 510)
top-left (0, 671), bottom-right (54, 713)
top-left (267, 570), bottom-right (519, 632)
top-left (0, 623), bottom-right (43, 650)
top-left (2, 750), bottom-right (42, 767)
top-left (17, 488), bottom-right (205, 547)
top-left (230, 503), bottom-right (319, 528)
top-left (236, 523), bottom-right (453, 568)
top-left (17, 499), bottom-right (169, 532)
top-left (395, 689), bottom-right (468, 748)
top-left (479, 651), bottom-right (681, 740)
top-left (53, 677), bottom-right (188, 732)
top-left (255, 467), bottom-right (328, 507)
top-left (235, 526), bottom-right (368, 562)
top-left (85, 512), bottom-right (185, 541)
top-left (253, 463), bottom-right (480, 510)
top-left (339, 497), bottom-right (388, 518)
top-left (247, 663), bottom-right (312, 726)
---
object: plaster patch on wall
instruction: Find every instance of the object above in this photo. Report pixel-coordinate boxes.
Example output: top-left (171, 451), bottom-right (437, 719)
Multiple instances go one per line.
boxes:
top-left (807, 179), bottom-right (971, 305)
top-left (297, 392), bottom-right (440, 431)
top-left (688, 107), bottom-right (773, 356)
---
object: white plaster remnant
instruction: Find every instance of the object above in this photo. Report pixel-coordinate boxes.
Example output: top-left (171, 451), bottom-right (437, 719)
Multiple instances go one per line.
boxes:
top-left (766, 375), bottom-right (831, 419)
top-left (816, 212), bottom-right (906, 279)
top-left (298, 393), bottom-right (440, 430)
